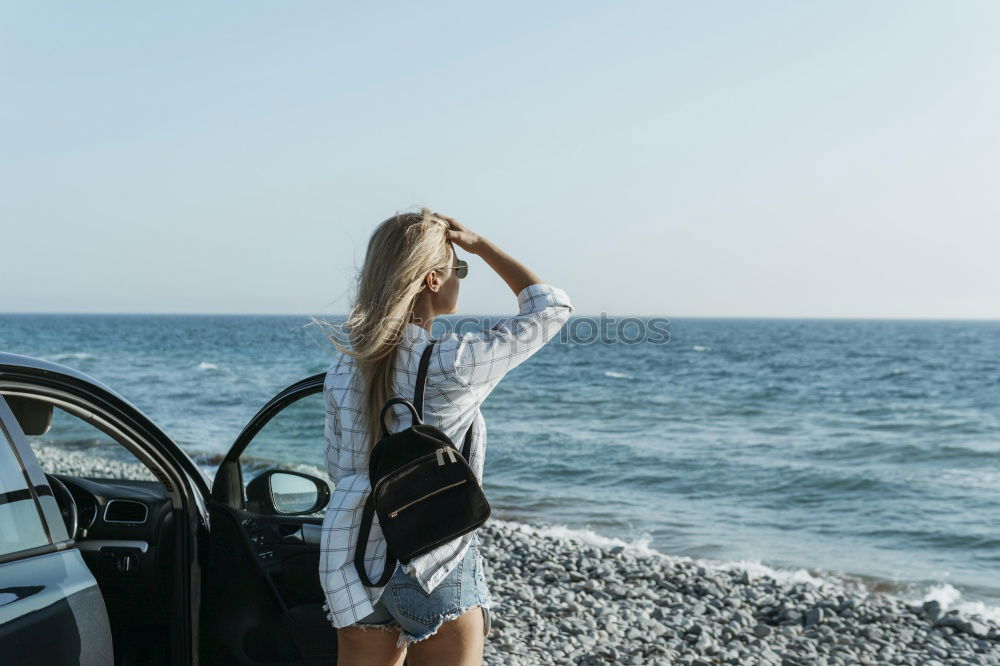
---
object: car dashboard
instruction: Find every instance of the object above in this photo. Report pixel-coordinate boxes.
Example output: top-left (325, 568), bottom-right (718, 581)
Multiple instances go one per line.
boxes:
top-left (51, 473), bottom-right (178, 630)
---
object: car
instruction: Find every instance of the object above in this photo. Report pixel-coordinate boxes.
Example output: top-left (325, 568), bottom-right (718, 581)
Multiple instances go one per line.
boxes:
top-left (0, 351), bottom-right (340, 666)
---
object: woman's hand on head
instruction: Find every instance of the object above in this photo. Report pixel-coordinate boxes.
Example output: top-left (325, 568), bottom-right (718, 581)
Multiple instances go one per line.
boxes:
top-left (434, 212), bottom-right (484, 254)
top-left (435, 210), bottom-right (542, 294)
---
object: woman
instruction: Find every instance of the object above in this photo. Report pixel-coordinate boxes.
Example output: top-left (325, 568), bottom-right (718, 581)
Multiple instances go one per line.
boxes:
top-left (319, 208), bottom-right (573, 665)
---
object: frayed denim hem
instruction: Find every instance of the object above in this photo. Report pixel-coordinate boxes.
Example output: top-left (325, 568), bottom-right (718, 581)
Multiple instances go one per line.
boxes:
top-left (323, 600), bottom-right (401, 633)
top-left (353, 621), bottom-right (401, 633)
top-left (394, 602), bottom-right (490, 650)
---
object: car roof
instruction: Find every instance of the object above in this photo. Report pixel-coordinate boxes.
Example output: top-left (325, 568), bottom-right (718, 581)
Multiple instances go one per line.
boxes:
top-left (0, 351), bottom-right (214, 491)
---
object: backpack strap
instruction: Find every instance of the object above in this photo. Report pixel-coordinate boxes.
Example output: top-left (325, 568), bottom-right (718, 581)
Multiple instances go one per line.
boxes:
top-left (355, 493), bottom-right (398, 587)
top-left (379, 398), bottom-right (421, 435)
top-left (417, 339), bottom-right (474, 463)
top-left (355, 339), bottom-right (435, 588)
top-left (413, 339), bottom-right (435, 420)
top-left (461, 424), bottom-right (473, 463)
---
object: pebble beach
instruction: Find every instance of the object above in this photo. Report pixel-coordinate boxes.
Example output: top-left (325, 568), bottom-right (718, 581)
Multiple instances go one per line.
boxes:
top-left (34, 445), bottom-right (1000, 666)
top-left (478, 521), bottom-right (1000, 666)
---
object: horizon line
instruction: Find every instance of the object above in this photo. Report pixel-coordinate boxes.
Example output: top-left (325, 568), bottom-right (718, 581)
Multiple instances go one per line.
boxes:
top-left (1, 311), bottom-right (998, 322)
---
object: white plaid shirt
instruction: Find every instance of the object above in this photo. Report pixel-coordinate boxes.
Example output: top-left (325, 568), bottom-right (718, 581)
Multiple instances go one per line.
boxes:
top-left (319, 283), bottom-right (574, 628)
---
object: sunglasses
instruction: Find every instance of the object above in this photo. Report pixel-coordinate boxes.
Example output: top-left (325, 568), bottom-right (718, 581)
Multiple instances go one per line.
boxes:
top-left (445, 259), bottom-right (469, 279)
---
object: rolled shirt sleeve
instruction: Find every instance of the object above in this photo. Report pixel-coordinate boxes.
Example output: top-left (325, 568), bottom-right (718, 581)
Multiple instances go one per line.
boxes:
top-left (443, 283), bottom-right (574, 403)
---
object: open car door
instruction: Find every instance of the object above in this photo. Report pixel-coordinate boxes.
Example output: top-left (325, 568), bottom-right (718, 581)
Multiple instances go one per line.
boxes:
top-left (202, 373), bottom-right (338, 665)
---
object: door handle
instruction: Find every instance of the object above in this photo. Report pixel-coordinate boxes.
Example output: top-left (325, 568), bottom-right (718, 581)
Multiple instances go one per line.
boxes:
top-left (279, 525), bottom-right (304, 543)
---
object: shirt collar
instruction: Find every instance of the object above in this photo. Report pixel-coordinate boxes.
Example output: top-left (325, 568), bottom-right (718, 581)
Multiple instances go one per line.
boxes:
top-left (403, 322), bottom-right (433, 342)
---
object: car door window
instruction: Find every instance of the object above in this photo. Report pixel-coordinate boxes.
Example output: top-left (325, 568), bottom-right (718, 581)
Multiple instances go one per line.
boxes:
top-left (0, 423), bottom-right (50, 557)
top-left (239, 391), bottom-right (330, 511)
top-left (21, 402), bottom-right (159, 483)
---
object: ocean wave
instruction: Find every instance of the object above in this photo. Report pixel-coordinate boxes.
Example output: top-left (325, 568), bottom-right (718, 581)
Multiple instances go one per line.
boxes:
top-left (197, 361), bottom-right (222, 371)
top-left (491, 518), bottom-right (663, 559)
top-left (493, 517), bottom-right (857, 594)
top-left (692, 345), bottom-right (711, 352)
top-left (853, 527), bottom-right (1000, 553)
top-left (49, 352), bottom-right (95, 362)
top-left (759, 467), bottom-right (904, 498)
top-left (873, 367), bottom-right (910, 380)
top-left (934, 468), bottom-right (1000, 491)
top-left (915, 583), bottom-right (1000, 624)
top-left (190, 451), bottom-right (227, 467)
top-left (603, 371), bottom-right (632, 379)
top-left (853, 442), bottom-right (1000, 464)
top-left (190, 449), bottom-right (327, 484)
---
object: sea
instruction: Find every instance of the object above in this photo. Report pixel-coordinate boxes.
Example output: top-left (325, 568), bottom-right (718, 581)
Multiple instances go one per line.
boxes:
top-left (2, 314), bottom-right (998, 621)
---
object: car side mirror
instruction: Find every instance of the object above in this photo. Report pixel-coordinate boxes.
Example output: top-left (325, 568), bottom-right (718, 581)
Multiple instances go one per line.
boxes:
top-left (246, 470), bottom-right (331, 516)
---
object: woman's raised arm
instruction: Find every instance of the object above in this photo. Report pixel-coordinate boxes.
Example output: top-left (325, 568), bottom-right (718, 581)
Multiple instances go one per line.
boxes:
top-left (436, 212), bottom-right (543, 296)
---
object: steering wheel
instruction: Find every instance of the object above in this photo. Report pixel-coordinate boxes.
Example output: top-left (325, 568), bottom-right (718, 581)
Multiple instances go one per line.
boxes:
top-left (45, 474), bottom-right (79, 541)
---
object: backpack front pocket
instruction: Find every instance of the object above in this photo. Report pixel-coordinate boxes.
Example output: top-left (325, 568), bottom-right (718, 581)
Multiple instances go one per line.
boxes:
top-left (388, 479), bottom-right (469, 518)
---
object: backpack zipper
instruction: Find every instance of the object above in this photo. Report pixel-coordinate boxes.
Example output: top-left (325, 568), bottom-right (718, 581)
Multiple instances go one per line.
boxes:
top-left (388, 479), bottom-right (468, 518)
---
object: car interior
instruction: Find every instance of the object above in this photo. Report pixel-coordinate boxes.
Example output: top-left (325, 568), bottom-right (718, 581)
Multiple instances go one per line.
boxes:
top-left (202, 386), bottom-right (340, 665)
top-left (6, 394), bottom-right (179, 666)
top-left (5, 390), bottom-right (341, 666)
top-left (205, 465), bottom-right (337, 665)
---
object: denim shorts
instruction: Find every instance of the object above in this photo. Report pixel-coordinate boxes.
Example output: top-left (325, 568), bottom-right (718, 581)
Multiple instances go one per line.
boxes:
top-left (352, 531), bottom-right (493, 649)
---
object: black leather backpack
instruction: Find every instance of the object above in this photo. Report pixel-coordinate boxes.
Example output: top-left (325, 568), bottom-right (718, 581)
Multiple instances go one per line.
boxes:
top-left (354, 340), bottom-right (491, 587)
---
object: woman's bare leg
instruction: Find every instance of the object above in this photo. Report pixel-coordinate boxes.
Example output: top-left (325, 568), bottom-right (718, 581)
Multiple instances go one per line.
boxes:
top-left (405, 605), bottom-right (486, 666)
top-left (336, 626), bottom-right (407, 666)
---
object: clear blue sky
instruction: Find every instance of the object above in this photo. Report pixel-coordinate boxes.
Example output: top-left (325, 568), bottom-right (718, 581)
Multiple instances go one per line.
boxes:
top-left (2, 1), bottom-right (997, 318)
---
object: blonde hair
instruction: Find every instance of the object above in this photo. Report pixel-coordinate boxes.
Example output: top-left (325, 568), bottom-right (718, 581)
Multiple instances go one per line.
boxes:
top-left (335, 208), bottom-right (452, 454)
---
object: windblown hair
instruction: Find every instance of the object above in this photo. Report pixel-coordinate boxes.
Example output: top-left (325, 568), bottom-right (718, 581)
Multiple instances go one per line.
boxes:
top-left (334, 208), bottom-right (452, 454)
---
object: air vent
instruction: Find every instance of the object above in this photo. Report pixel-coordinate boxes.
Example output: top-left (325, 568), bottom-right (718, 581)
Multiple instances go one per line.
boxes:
top-left (103, 500), bottom-right (148, 524)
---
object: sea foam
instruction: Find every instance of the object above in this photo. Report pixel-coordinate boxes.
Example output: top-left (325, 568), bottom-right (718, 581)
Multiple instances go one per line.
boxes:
top-left (914, 583), bottom-right (1000, 624)
top-left (50, 352), bottom-right (95, 361)
top-left (493, 518), bottom-right (846, 590)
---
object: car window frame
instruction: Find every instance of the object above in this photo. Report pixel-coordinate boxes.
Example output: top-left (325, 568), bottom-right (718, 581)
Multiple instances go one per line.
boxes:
top-left (213, 373), bottom-right (326, 510)
top-left (0, 395), bottom-right (72, 565)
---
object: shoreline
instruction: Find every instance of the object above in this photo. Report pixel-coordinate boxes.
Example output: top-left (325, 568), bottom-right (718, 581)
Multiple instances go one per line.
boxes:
top-left (478, 520), bottom-right (1000, 666)
top-left (39, 443), bottom-right (1000, 616)
top-left (33, 445), bottom-right (1000, 664)
top-left (487, 511), bottom-right (1000, 625)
